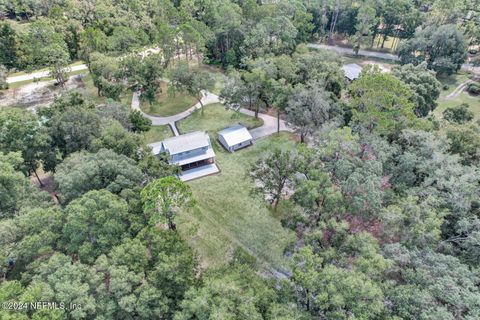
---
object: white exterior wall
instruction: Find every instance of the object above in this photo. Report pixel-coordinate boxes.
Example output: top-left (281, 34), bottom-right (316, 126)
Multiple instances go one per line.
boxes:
top-left (218, 135), bottom-right (232, 152)
top-left (231, 140), bottom-right (252, 151)
top-left (219, 136), bottom-right (252, 152)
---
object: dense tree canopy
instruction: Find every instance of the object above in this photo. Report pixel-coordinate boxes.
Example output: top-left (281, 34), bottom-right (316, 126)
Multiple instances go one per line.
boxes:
top-left (286, 82), bottom-right (340, 142)
top-left (348, 67), bottom-right (417, 137)
top-left (54, 149), bottom-right (143, 203)
top-left (398, 24), bottom-right (468, 75)
top-left (0, 152), bottom-right (51, 219)
top-left (0, 107), bottom-right (53, 177)
top-left (392, 63), bottom-right (442, 117)
top-left (0, 0), bottom-right (478, 319)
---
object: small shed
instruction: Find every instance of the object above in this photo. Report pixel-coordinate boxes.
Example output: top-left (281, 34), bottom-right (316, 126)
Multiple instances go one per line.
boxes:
top-left (342, 63), bottom-right (363, 81)
top-left (218, 124), bottom-right (253, 152)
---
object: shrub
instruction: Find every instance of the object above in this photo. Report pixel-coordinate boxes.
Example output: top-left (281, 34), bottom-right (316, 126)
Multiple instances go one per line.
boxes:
top-left (443, 103), bottom-right (474, 124)
top-left (231, 247), bottom-right (257, 268)
top-left (467, 82), bottom-right (480, 95)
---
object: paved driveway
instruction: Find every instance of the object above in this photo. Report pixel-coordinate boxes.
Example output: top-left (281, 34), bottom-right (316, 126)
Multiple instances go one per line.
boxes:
top-left (132, 90), bottom-right (292, 139)
top-left (7, 64), bottom-right (88, 84)
top-left (238, 108), bottom-right (292, 139)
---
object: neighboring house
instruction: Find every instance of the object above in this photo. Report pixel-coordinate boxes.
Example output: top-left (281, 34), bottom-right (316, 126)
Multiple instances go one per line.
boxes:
top-left (342, 63), bottom-right (363, 81)
top-left (148, 131), bottom-right (219, 181)
top-left (218, 124), bottom-right (253, 152)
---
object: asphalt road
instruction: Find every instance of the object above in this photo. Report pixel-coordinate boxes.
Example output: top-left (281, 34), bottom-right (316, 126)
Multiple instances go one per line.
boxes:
top-left (307, 43), bottom-right (480, 74)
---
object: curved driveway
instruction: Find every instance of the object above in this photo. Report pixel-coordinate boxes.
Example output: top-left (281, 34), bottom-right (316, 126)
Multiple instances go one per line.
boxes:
top-left (131, 90), bottom-right (292, 139)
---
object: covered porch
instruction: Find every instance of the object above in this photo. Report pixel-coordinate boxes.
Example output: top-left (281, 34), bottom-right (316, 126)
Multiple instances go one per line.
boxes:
top-left (179, 163), bottom-right (220, 182)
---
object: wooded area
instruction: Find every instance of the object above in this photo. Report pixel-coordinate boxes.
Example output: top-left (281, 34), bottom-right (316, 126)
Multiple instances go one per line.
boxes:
top-left (1, 0), bottom-right (480, 319)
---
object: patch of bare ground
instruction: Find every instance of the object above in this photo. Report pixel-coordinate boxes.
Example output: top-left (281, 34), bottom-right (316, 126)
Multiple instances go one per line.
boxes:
top-left (0, 75), bottom-right (85, 111)
top-left (30, 169), bottom-right (58, 204)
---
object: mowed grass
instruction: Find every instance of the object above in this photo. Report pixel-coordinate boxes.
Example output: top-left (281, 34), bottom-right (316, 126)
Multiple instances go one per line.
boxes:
top-left (435, 72), bottom-right (480, 121)
top-left (140, 81), bottom-right (197, 116)
top-left (341, 54), bottom-right (400, 69)
top-left (5, 69), bottom-right (88, 90)
top-left (177, 133), bottom-right (297, 273)
top-left (177, 103), bottom-right (263, 135)
top-left (435, 93), bottom-right (480, 121)
top-left (8, 60), bottom-right (85, 77)
top-left (370, 35), bottom-right (400, 51)
top-left (141, 125), bottom-right (173, 144)
top-left (437, 72), bottom-right (473, 99)
top-left (193, 64), bottom-right (226, 95)
top-left (74, 74), bottom-right (132, 106)
top-left (172, 60), bottom-right (226, 95)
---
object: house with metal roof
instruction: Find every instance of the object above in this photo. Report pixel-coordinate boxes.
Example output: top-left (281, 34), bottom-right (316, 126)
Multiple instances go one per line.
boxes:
top-left (218, 124), bottom-right (253, 152)
top-left (342, 63), bottom-right (363, 81)
top-left (148, 131), bottom-right (219, 181)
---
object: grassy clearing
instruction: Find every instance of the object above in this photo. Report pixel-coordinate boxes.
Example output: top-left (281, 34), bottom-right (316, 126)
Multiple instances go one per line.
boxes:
top-left (193, 64), bottom-right (226, 95)
top-left (140, 81), bottom-right (197, 116)
top-left (5, 69), bottom-right (88, 90)
top-left (177, 103), bottom-right (263, 136)
top-left (177, 133), bottom-right (297, 272)
top-left (341, 54), bottom-right (400, 69)
top-left (437, 72), bottom-right (473, 99)
top-left (168, 60), bottom-right (226, 95)
top-left (141, 125), bottom-right (173, 144)
top-left (370, 36), bottom-right (400, 51)
top-left (435, 93), bottom-right (480, 121)
top-left (435, 72), bottom-right (480, 121)
top-left (5, 19), bottom-right (31, 33)
top-left (73, 74), bottom-right (132, 106)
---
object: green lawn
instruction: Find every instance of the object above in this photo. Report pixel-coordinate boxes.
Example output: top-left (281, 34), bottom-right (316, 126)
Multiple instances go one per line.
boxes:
top-left (435, 93), bottom-right (480, 121)
top-left (177, 103), bottom-right (263, 136)
top-left (5, 69), bottom-right (88, 90)
top-left (435, 72), bottom-right (480, 121)
top-left (170, 60), bottom-right (226, 95)
top-left (370, 35), bottom-right (400, 51)
top-left (437, 72), bottom-right (473, 99)
top-left (177, 133), bottom-right (297, 273)
top-left (140, 81), bottom-right (197, 116)
top-left (193, 64), bottom-right (226, 95)
top-left (341, 54), bottom-right (400, 68)
top-left (141, 125), bottom-right (173, 144)
top-left (73, 74), bottom-right (132, 106)
top-left (5, 19), bottom-right (31, 33)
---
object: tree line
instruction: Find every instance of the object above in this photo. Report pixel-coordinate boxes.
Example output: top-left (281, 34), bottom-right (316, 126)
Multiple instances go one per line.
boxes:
top-left (2, 48), bottom-right (479, 320)
top-left (1, 0), bottom-right (480, 319)
top-left (1, 0), bottom-right (478, 83)
top-left (247, 57), bottom-right (480, 320)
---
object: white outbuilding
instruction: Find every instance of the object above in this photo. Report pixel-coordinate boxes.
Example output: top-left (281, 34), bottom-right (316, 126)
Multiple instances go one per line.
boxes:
top-left (342, 63), bottom-right (363, 81)
top-left (217, 124), bottom-right (253, 152)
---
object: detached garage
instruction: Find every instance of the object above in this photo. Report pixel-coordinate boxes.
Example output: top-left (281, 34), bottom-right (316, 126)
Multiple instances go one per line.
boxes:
top-left (218, 124), bottom-right (253, 152)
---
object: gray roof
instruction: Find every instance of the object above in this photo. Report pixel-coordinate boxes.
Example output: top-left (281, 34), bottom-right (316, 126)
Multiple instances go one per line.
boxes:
top-left (148, 141), bottom-right (164, 155)
top-left (152, 131), bottom-right (210, 155)
top-left (218, 124), bottom-right (253, 147)
top-left (342, 63), bottom-right (363, 80)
